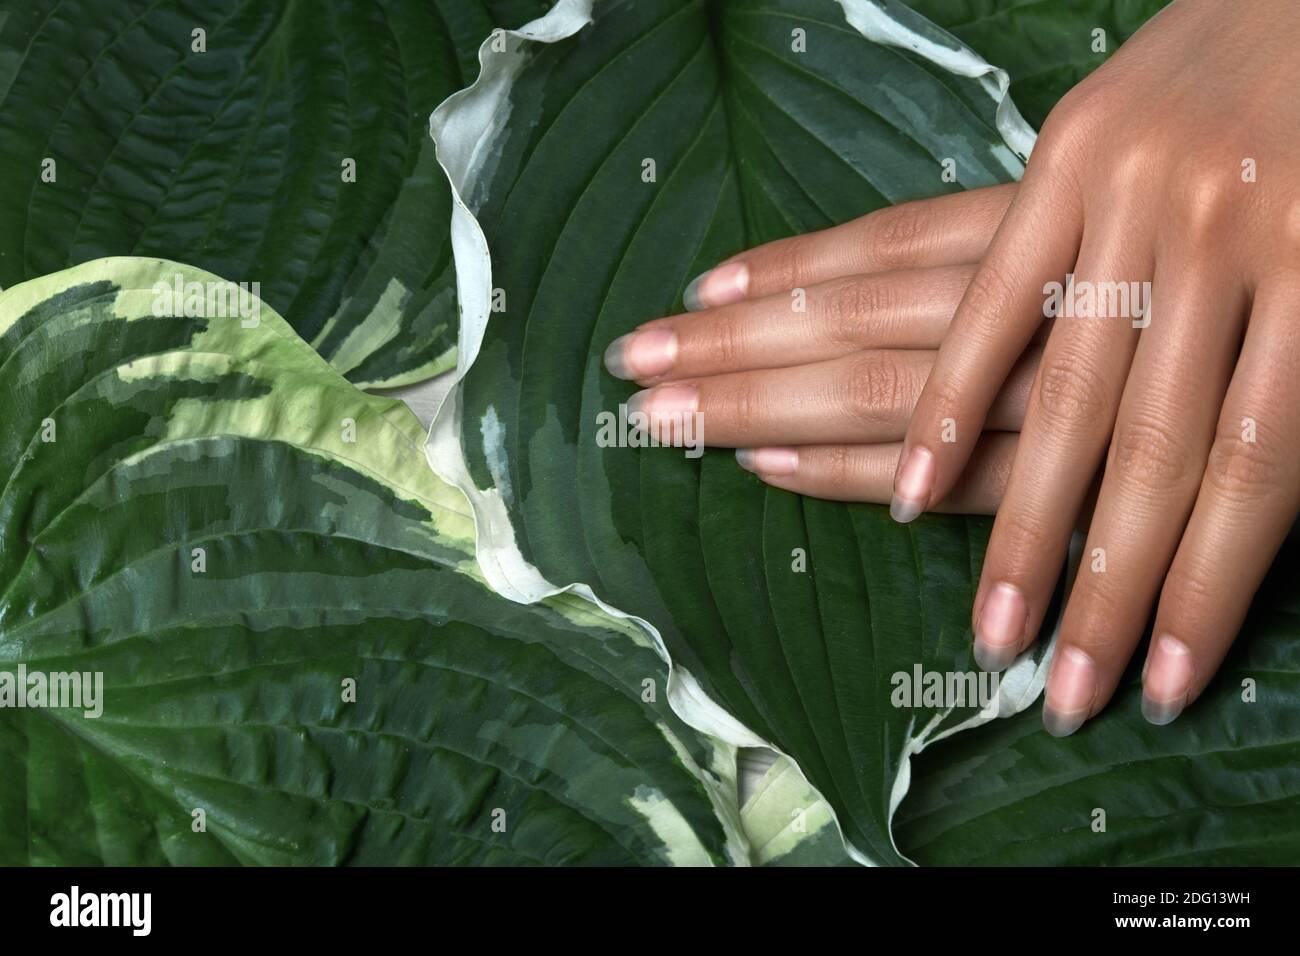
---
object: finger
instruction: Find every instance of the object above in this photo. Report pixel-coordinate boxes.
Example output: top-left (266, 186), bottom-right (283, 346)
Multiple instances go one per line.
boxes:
top-left (683, 184), bottom-right (1017, 310)
top-left (735, 433), bottom-right (1018, 513)
top-left (606, 265), bottom-right (975, 384)
top-left (891, 162), bottom-right (1083, 523)
top-left (1041, 262), bottom-right (1245, 736)
top-left (1142, 281), bottom-right (1300, 726)
top-left (968, 218), bottom-right (1152, 675)
top-left (628, 347), bottom-right (1039, 448)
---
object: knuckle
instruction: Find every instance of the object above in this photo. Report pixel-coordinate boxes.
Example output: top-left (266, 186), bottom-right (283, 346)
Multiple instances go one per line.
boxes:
top-left (822, 277), bottom-right (895, 347)
top-left (1106, 136), bottom-right (1157, 196)
top-left (1171, 158), bottom-right (1238, 241)
top-left (1032, 92), bottom-right (1102, 176)
top-left (1204, 430), bottom-right (1284, 504)
top-left (954, 267), bottom-right (1026, 352)
top-left (1158, 560), bottom-right (1219, 637)
top-left (728, 379), bottom-right (767, 432)
top-left (1109, 413), bottom-right (1196, 493)
top-left (761, 239), bottom-right (813, 292)
top-left (706, 317), bottom-right (746, 368)
top-left (843, 353), bottom-right (909, 424)
top-left (822, 444), bottom-right (853, 485)
top-left (1062, 575), bottom-right (1124, 643)
top-left (1048, 82), bottom-right (1105, 131)
top-left (1033, 354), bottom-right (1109, 429)
top-left (1167, 556), bottom-right (1218, 608)
top-left (923, 378), bottom-right (969, 429)
top-left (991, 507), bottom-right (1053, 567)
top-left (1028, 130), bottom-right (1077, 186)
top-left (865, 204), bottom-right (929, 269)
top-left (1030, 120), bottom-right (1078, 177)
top-left (1276, 199), bottom-right (1300, 257)
top-left (1031, 83), bottom-right (1131, 194)
top-left (1049, 74), bottom-right (1123, 136)
top-left (967, 261), bottom-right (1013, 317)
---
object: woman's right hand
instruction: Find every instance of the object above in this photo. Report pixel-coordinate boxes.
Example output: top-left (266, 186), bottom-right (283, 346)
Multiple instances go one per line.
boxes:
top-left (603, 183), bottom-right (1038, 514)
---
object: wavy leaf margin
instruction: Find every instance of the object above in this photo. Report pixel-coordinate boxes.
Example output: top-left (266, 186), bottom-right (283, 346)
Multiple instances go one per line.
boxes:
top-left (423, 0), bottom-right (1047, 865)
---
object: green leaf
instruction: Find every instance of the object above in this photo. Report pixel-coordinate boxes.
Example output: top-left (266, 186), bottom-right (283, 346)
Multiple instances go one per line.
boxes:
top-left (897, 543), bottom-right (1300, 865)
top-left (909, 0), bottom-right (1173, 128)
top-left (0, 256), bottom-right (744, 866)
top-left (427, 0), bottom-right (1040, 865)
top-left (0, 0), bottom-right (547, 389)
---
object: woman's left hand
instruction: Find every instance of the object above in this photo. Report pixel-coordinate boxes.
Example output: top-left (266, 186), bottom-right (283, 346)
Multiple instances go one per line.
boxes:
top-left (604, 185), bottom-right (1029, 513)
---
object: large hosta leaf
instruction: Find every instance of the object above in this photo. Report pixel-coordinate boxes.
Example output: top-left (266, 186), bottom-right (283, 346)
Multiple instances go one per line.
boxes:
top-left (0, 0), bottom-right (547, 388)
top-left (427, 0), bottom-right (1042, 866)
top-left (0, 257), bottom-right (744, 866)
top-left (428, 0), bottom-right (1300, 867)
top-left (897, 544), bottom-right (1300, 865)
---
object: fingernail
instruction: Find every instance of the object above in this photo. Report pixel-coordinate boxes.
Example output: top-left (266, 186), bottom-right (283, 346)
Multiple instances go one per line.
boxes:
top-left (889, 446), bottom-right (934, 523)
top-left (1141, 634), bottom-right (1194, 726)
top-left (973, 583), bottom-right (1027, 672)
top-left (683, 261), bottom-right (749, 311)
top-left (604, 328), bottom-right (677, 380)
top-left (736, 447), bottom-right (798, 476)
top-left (1042, 646), bottom-right (1097, 737)
top-left (627, 384), bottom-right (699, 444)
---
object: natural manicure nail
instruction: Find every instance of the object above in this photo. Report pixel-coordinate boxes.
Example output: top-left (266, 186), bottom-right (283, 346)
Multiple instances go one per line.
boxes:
top-left (1142, 634), bottom-right (1194, 725)
top-left (973, 582), bottom-right (1027, 672)
top-left (603, 328), bottom-right (677, 381)
top-left (736, 447), bottom-right (798, 477)
top-left (627, 384), bottom-right (699, 444)
top-left (889, 446), bottom-right (934, 523)
top-left (683, 261), bottom-right (749, 311)
top-left (1042, 646), bottom-right (1097, 737)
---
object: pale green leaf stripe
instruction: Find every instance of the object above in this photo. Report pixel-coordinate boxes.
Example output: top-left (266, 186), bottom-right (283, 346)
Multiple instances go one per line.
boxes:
top-left (0, 256), bottom-right (746, 866)
top-left (741, 755), bottom-right (854, 866)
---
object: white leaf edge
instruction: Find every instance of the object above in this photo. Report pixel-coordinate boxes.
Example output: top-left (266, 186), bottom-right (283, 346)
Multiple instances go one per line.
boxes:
top-left (424, 0), bottom-right (1046, 867)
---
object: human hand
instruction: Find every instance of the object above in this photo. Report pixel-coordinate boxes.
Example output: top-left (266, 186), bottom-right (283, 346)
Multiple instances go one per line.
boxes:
top-left (894, 0), bottom-right (1300, 734)
top-left (603, 184), bottom-right (1035, 512)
